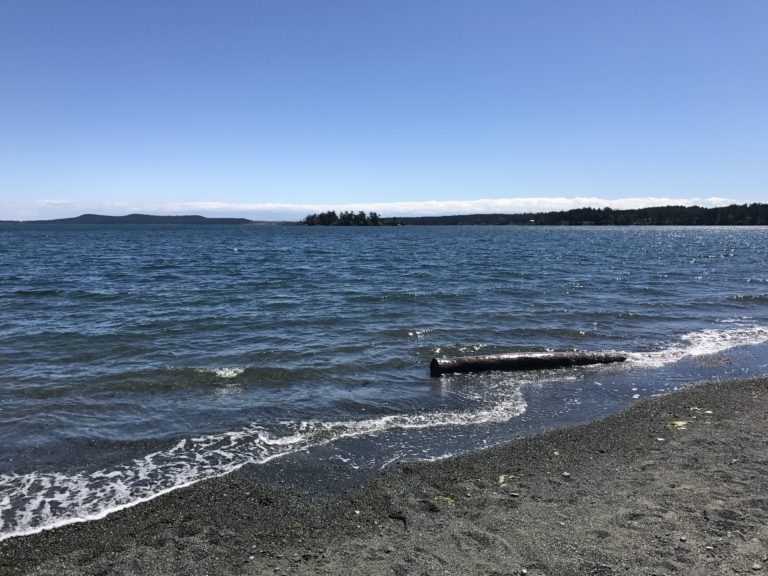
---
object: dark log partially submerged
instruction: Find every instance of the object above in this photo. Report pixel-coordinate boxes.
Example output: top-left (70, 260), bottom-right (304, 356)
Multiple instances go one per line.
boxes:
top-left (430, 351), bottom-right (627, 377)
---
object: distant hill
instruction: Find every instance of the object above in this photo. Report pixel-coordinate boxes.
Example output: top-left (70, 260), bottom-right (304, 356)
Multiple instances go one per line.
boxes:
top-left (14, 213), bottom-right (255, 225)
top-left (380, 203), bottom-right (768, 226)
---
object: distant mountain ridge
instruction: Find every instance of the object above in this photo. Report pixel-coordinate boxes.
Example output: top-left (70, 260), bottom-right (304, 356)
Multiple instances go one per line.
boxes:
top-left (13, 213), bottom-right (254, 225)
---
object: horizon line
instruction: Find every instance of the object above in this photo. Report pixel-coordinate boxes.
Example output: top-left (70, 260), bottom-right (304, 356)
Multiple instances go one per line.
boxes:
top-left (0, 195), bottom-right (742, 221)
top-left (4, 200), bottom-right (765, 224)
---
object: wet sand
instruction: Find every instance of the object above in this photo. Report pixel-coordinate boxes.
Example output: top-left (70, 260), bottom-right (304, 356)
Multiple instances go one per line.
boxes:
top-left (2, 376), bottom-right (767, 575)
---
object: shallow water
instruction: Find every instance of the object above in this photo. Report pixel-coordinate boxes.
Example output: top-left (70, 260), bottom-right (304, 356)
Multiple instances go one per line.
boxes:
top-left (1, 224), bottom-right (767, 538)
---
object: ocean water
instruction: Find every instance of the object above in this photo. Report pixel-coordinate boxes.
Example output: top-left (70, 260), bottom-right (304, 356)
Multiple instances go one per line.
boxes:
top-left (1, 224), bottom-right (768, 539)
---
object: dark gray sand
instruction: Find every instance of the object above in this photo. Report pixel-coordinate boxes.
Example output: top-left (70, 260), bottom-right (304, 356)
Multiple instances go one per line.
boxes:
top-left (2, 377), bottom-right (767, 575)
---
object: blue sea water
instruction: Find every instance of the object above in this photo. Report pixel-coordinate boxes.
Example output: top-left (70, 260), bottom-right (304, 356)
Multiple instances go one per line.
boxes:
top-left (1, 224), bottom-right (768, 538)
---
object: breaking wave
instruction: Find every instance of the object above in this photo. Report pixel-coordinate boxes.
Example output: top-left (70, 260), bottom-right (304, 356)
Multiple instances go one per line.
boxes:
top-left (628, 325), bottom-right (768, 368)
top-left (0, 386), bottom-right (525, 541)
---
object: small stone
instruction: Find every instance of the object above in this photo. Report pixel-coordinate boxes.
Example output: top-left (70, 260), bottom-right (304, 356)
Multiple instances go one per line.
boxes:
top-left (680, 535), bottom-right (687, 542)
top-left (521, 570), bottom-right (528, 575)
top-left (248, 555), bottom-right (255, 561)
top-left (562, 472), bottom-right (571, 478)
top-left (510, 492), bottom-right (521, 498)
top-left (752, 562), bottom-right (762, 571)
top-left (706, 545), bottom-right (714, 551)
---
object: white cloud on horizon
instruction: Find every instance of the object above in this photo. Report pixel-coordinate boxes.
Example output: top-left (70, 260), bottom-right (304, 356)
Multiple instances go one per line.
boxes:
top-left (1, 196), bottom-right (739, 221)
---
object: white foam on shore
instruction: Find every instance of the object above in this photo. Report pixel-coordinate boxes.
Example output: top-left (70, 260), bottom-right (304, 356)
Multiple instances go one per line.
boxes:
top-left (628, 325), bottom-right (768, 368)
top-left (0, 383), bottom-right (525, 542)
top-left (3, 324), bottom-right (766, 542)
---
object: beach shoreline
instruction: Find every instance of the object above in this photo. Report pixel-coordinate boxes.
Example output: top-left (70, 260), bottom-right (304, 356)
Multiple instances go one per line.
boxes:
top-left (2, 376), bottom-right (767, 575)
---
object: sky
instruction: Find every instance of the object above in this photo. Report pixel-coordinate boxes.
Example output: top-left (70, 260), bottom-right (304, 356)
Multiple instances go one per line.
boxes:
top-left (1, 0), bottom-right (766, 220)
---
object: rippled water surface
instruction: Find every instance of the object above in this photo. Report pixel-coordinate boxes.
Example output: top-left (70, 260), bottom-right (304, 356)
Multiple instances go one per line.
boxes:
top-left (1, 224), bottom-right (767, 538)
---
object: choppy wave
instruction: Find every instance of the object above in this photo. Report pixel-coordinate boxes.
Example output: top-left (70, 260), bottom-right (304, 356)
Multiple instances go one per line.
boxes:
top-left (197, 366), bottom-right (247, 379)
top-left (12, 289), bottom-right (63, 298)
top-left (730, 294), bottom-right (768, 303)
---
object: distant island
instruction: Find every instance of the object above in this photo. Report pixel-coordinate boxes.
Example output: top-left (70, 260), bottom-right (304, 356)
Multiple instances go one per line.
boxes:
top-left (301, 211), bottom-right (382, 226)
top-left (4, 213), bottom-right (255, 225)
top-left (302, 203), bottom-right (768, 226)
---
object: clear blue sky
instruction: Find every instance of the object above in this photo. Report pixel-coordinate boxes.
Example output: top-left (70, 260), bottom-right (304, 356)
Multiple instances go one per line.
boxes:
top-left (1, 0), bottom-right (766, 219)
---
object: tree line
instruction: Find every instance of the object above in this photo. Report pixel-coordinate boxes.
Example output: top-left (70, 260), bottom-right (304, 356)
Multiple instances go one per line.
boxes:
top-left (377, 203), bottom-right (768, 226)
top-left (301, 211), bottom-right (382, 226)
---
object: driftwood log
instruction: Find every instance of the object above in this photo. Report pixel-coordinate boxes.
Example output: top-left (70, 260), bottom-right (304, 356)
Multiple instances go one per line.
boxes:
top-left (429, 351), bottom-right (627, 377)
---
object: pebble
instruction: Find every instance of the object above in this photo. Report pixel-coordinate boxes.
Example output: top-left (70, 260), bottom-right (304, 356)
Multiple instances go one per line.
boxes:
top-left (752, 562), bottom-right (763, 571)
top-left (521, 570), bottom-right (528, 575)
top-left (680, 535), bottom-right (687, 542)
top-left (510, 492), bottom-right (521, 498)
top-left (562, 472), bottom-right (571, 478)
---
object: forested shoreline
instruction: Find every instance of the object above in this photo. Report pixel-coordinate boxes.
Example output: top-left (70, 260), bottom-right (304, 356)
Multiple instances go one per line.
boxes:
top-left (302, 203), bottom-right (768, 226)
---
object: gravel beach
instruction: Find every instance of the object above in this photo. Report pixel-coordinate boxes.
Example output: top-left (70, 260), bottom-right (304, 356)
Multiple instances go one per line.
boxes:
top-left (2, 376), bottom-right (767, 575)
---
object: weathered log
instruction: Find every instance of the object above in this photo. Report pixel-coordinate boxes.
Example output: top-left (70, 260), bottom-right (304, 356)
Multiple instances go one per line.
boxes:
top-left (429, 351), bottom-right (627, 377)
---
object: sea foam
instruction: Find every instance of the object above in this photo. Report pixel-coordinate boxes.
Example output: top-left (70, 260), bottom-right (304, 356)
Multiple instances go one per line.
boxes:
top-left (0, 382), bottom-right (525, 541)
top-left (628, 325), bottom-right (768, 368)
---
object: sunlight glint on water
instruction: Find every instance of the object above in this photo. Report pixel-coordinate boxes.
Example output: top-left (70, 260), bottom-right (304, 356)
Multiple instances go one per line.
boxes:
top-left (1, 224), bottom-right (767, 539)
